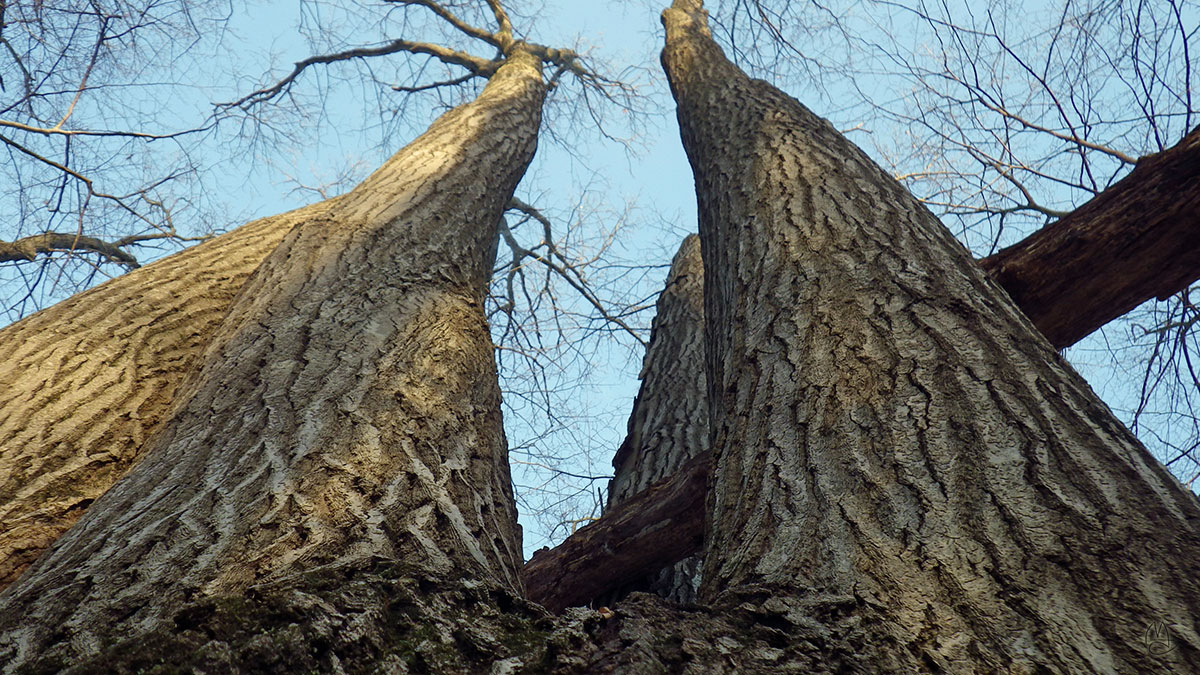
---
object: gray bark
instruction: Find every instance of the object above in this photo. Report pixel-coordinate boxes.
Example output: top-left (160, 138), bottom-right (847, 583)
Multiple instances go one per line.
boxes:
top-left (0, 198), bottom-right (335, 591)
top-left (662, 0), bottom-right (1200, 671)
top-left (606, 234), bottom-right (707, 605)
top-left (0, 50), bottom-right (545, 669)
top-left (609, 234), bottom-right (707, 504)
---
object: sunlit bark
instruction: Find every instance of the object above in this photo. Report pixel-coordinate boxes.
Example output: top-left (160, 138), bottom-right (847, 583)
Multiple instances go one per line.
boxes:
top-left (0, 51), bottom-right (545, 669)
top-left (0, 199), bottom-right (335, 591)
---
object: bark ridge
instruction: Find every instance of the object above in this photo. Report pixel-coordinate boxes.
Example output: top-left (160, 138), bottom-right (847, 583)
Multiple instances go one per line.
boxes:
top-left (0, 199), bottom-right (334, 591)
top-left (662, 1), bottom-right (1200, 671)
top-left (0, 51), bottom-right (546, 669)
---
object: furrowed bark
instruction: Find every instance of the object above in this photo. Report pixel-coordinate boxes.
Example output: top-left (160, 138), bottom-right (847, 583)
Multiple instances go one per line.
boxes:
top-left (660, 0), bottom-right (1200, 671)
top-left (603, 234), bottom-right (707, 605)
top-left (0, 50), bottom-right (545, 669)
top-left (4, 118), bottom-right (1187, 608)
top-left (980, 124), bottom-right (1200, 349)
top-left (609, 234), bottom-right (707, 504)
top-left (0, 198), bottom-right (335, 592)
top-left (521, 133), bottom-right (1200, 609)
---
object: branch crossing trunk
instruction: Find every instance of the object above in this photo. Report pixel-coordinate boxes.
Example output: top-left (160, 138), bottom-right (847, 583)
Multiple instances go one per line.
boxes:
top-left (660, 0), bottom-right (1200, 670)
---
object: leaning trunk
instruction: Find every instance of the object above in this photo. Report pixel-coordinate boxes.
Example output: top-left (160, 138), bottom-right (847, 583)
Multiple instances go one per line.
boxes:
top-left (662, 1), bottom-right (1200, 671)
top-left (605, 234), bottom-right (707, 604)
top-left (0, 51), bottom-right (545, 670)
top-left (0, 199), bottom-right (337, 592)
top-left (6, 119), bottom-right (1183, 603)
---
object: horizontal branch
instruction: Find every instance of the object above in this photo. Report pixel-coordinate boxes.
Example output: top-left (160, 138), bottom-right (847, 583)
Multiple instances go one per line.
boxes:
top-left (0, 118), bottom-right (205, 141)
top-left (522, 454), bottom-right (709, 612)
top-left (981, 123), bottom-right (1200, 348)
top-left (0, 232), bottom-right (139, 267)
top-left (219, 39), bottom-right (498, 110)
top-left (383, 0), bottom-right (501, 47)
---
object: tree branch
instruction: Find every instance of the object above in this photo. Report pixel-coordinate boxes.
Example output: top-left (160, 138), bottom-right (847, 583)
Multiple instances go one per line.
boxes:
top-left (981, 124), bottom-right (1200, 348)
top-left (504, 198), bottom-right (649, 348)
top-left (523, 453), bottom-right (709, 612)
top-left (0, 232), bottom-right (139, 267)
top-left (0, 118), bottom-right (206, 140)
top-left (383, 0), bottom-right (500, 47)
top-left (218, 39), bottom-right (498, 110)
top-left (392, 73), bottom-right (474, 93)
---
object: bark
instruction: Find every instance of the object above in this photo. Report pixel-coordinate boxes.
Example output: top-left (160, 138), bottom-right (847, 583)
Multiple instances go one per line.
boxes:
top-left (0, 198), bottom-right (335, 591)
top-left (0, 49), bottom-right (545, 670)
top-left (5, 125), bottom-right (1187, 606)
top-left (980, 123), bottom-right (1200, 349)
top-left (527, 453), bottom-right (708, 612)
top-left (523, 127), bottom-right (1200, 610)
top-left (659, 0), bottom-right (1200, 671)
top-left (608, 235), bottom-right (707, 506)
top-left (602, 234), bottom-right (707, 605)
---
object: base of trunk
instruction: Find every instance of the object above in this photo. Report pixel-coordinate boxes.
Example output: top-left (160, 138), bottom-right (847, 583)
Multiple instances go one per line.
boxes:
top-left (12, 564), bottom-right (929, 674)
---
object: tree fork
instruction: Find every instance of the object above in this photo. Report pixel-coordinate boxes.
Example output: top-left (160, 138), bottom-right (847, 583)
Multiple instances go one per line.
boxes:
top-left (4, 121), bottom-right (1193, 600)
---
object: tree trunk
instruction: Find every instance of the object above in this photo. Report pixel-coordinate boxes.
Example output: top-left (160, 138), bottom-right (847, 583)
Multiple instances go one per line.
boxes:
top-left (660, 0), bottom-right (1200, 671)
top-left (608, 234), bottom-right (707, 505)
top-left (602, 234), bottom-right (707, 605)
top-left (0, 50), bottom-right (545, 670)
top-left (979, 124), bottom-right (1200, 349)
top-left (0, 199), bottom-right (337, 592)
top-left (523, 123), bottom-right (1200, 610)
top-left (6, 122), bottom-right (1189, 606)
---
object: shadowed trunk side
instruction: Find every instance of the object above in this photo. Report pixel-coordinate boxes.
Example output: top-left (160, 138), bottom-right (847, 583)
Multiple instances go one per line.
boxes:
top-left (662, 0), bottom-right (1200, 671)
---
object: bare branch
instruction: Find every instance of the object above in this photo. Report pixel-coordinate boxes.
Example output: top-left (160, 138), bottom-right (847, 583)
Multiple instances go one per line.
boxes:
top-left (383, 0), bottom-right (501, 47)
top-left (392, 73), bottom-right (474, 93)
top-left (504, 198), bottom-right (649, 349)
top-left (485, 0), bottom-right (515, 49)
top-left (0, 232), bottom-right (139, 268)
top-left (0, 118), bottom-right (208, 140)
top-left (218, 39), bottom-right (498, 110)
top-left (0, 132), bottom-right (163, 230)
